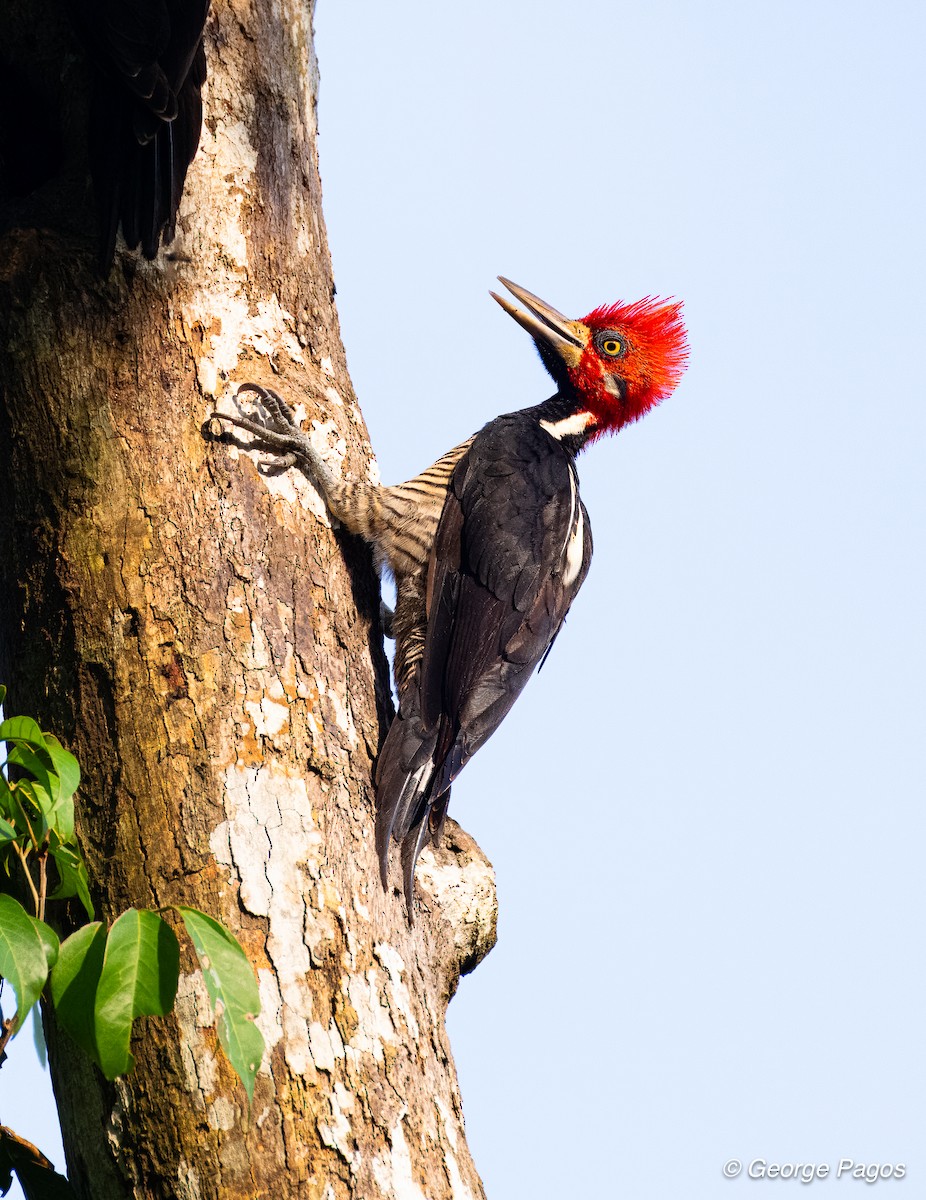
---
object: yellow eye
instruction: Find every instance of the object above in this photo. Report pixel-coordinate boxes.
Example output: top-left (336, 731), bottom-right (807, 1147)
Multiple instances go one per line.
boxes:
top-left (602, 338), bottom-right (622, 356)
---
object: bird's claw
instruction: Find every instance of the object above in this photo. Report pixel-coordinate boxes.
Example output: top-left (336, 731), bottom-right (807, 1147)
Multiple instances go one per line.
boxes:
top-left (235, 383), bottom-right (299, 434)
top-left (208, 384), bottom-right (315, 466)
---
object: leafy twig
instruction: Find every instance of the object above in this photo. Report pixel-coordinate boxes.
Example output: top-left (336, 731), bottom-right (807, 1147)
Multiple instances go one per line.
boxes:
top-left (10, 843), bottom-right (39, 916)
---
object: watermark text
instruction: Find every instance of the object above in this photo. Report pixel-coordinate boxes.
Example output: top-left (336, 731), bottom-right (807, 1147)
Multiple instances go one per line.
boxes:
top-left (722, 1159), bottom-right (906, 1184)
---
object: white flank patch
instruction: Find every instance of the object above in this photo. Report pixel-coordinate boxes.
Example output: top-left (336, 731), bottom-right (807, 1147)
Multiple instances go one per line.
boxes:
top-left (563, 504), bottom-right (586, 587)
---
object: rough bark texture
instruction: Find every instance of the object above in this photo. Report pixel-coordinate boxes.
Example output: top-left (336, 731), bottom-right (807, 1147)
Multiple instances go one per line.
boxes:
top-left (0, 3), bottom-right (497, 1197)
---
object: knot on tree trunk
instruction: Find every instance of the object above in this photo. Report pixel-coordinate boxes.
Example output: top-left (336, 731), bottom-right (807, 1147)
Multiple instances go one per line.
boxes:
top-left (416, 819), bottom-right (498, 1001)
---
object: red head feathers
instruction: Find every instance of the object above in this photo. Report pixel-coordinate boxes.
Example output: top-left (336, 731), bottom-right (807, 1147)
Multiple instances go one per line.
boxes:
top-left (575, 297), bottom-right (688, 433)
top-left (491, 279), bottom-right (688, 437)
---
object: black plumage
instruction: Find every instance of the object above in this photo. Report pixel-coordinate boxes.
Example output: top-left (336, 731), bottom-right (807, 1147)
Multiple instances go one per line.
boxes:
top-left (375, 408), bottom-right (592, 904)
top-left (69, 0), bottom-right (210, 260)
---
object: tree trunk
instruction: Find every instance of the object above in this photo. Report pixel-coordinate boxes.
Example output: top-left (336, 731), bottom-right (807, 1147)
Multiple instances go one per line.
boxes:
top-left (0, 3), bottom-right (496, 1197)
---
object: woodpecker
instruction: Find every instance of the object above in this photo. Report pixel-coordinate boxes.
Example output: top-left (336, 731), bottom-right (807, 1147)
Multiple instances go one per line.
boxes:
top-left (212, 278), bottom-right (687, 914)
top-left (68, 0), bottom-right (210, 260)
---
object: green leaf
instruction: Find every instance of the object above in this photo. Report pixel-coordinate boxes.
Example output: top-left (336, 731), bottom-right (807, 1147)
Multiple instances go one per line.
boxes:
top-left (47, 841), bottom-right (94, 920)
top-left (31, 1000), bottom-right (47, 1069)
top-left (177, 906), bottom-right (263, 1102)
top-left (0, 715), bottom-right (46, 750)
top-left (41, 735), bottom-right (80, 802)
top-left (0, 775), bottom-right (15, 821)
top-left (93, 909), bottom-right (180, 1078)
top-left (5, 744), bottom-right (54, 804)
top-left (19, 781), bottom-right (53, 826)
top-left (34, 919), bottom-right (58, 970)
top-left (48, 795), bottom-right (75, 845)
top-left (0, 817), bottom-right (17, 847)
top-left (0, 725), bottom-right (80, 847)
top-left (50, 923), bottom-right (106, 1060)
top-left (0, 895), bottom-right (59, 1034)
top-left (9, 790), bottom-right (39, 848)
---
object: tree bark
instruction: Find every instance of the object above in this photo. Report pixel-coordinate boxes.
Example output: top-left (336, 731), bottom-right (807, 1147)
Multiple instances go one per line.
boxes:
top-left (0, 3), bottom-right (497, 1197)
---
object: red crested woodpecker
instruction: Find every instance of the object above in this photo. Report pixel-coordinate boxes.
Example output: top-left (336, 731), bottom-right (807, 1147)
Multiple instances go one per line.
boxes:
top-left (212, 278), bottom-right (687, 914)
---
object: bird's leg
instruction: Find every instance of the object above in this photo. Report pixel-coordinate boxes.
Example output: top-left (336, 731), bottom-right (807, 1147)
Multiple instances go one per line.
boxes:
top-left (209, 383), bottom-right (342, 493)
top-left (210, 383), bottom-right (389, 551)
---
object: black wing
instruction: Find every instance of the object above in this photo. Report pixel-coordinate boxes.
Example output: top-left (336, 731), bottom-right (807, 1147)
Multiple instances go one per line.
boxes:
top-left (69, 0), bottom-right (210, 260)
top-left (375, 414), bottom-right (593, 907)
top-left (422, 416), bottom-right (592, 785)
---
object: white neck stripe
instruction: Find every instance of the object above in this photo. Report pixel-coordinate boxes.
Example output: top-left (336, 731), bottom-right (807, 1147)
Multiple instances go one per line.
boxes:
top-left (539, 412), bottom-right (595, 440)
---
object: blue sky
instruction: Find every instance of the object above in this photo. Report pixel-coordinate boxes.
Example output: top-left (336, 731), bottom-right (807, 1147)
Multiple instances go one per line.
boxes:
top-left (7, 2), bottom-right (925, 1197)
top-left (313, 1), bottom-right (926, 1195)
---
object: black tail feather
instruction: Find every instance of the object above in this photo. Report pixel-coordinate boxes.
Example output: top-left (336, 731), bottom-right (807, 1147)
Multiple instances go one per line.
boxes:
top-left (399, 819), bottom-right (432, 921)
top-left (374, 712), bottom-right (438, 888)
top-left (376, 704), bottom-right (468, 917)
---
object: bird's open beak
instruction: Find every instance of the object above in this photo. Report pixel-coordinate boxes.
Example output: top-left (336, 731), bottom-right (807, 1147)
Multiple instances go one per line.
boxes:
top-left (490, 277), bottom-right (586, 366)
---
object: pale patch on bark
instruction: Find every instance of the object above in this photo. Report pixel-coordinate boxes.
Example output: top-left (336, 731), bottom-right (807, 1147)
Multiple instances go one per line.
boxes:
top-left (318, 1080), bottom-right (360, 1169)
top-left (308, 1019), bottom-right (346, 1072)
top-left (415, 846), bottom-right (498, 968)
top-left (175, 972), bottom-right (222, 1101)
top-left (434, 1096), bottom-right (475, 1200)
top-left (175, 1159), bottom-right (204, 1200)
top-left (251, 297), bottom-right (307, 365)
top-left (178, 97), bottom-right (264, 394)
top-left (176, 67), bottom-right (307, 396)
top-left (296, 220), bottom-right (315, 258)
top-left (256, 967), bottom-right (284, 1057)
top-left (186, 113), bottom-right (257, 269)
top-left (374, 943), bottom-right (420, 1040)
top-left (244, 686), bottom-right (290, 738)
top-left (309, 419), bottom-right (348, 478)
top-left (344, 969), bottom-right (398, 1063)
top-left (318, 675), bottom-right (359, 747)
top-left (183, 289), bottom-right (307, 397)
top-left (212, 764), bottom-right (325, 1076)
top-left (106, 1084), bottom-right (127, 1164)
top-left (207, 1097), bottom-right (237, 1133)
top-left (372, 1117), bottom-right (429, 1200)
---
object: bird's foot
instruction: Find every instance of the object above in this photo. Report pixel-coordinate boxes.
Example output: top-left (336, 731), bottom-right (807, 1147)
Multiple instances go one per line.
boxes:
top-left (207, 384), bottom-right (317, 473)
